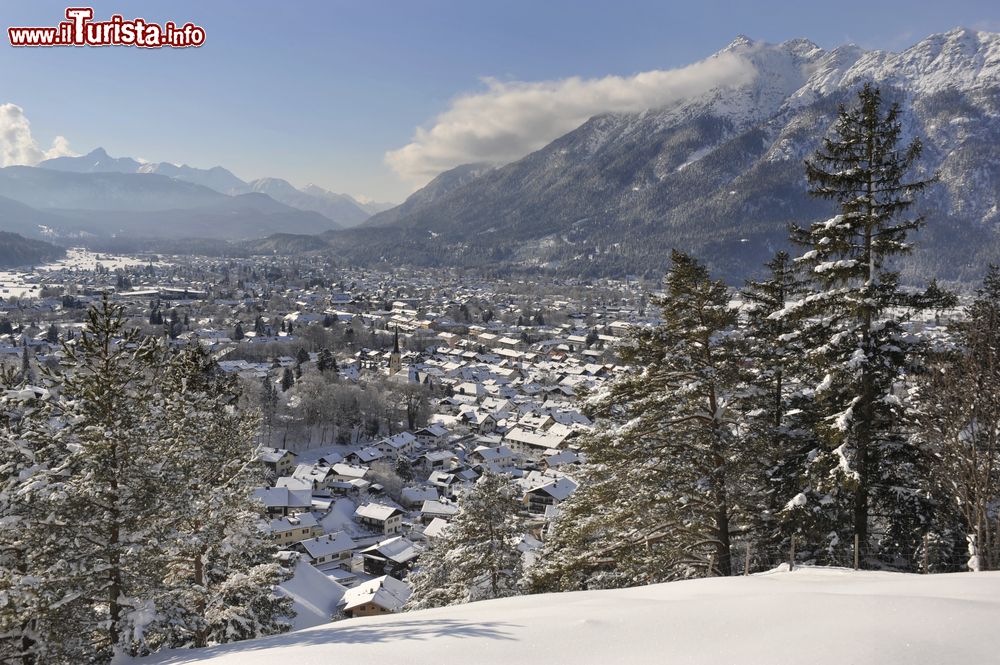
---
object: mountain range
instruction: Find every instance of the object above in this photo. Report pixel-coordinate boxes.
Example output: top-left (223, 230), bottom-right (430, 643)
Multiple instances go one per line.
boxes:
top-left (0, 148), bottom-right (390, 245)
top-left (337, 27), bottom-right (1000, 284)
top-left (1, 28), bottom-right (997, 283)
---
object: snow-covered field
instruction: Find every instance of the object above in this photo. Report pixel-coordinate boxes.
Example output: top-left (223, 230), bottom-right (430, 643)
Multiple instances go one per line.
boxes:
top-left (138, 566), bottom-right (1000, 665)
top-left (0, 249), bottom-right (155, 299)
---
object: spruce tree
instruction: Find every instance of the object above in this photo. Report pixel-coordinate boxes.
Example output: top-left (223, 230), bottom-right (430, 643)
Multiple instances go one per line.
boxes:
top-left (280, 367), bottom-right (294, 392)
top-left (741, 251), bottom-right (814, 559)
top-left (142, 348), bottom-right (292, 651)
top-left (316, 348), bottom-right (336, 374)
top-left (535, 251), bottom-right (745, 588)
top-left (915, 266), bottom-right (1000, 571)
top-left (407, 472), bottom-right (524, 608)
top-left (784, 83), bottom-right (935, 566)
top-left (0, 370), bottom-right (91, 663)
top-left (40, 297), bottom-right (166, 660)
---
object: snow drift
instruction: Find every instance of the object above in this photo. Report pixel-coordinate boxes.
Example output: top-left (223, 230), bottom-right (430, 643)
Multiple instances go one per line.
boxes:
top-left (138, 566), bottom-right (1000, 665)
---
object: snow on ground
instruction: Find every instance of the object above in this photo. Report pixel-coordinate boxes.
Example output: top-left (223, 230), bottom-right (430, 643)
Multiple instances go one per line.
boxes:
top-left (0, 249), bottom-right (155, 299)
top-left (38, 248), bottom-right (154, 272)
top-left (138, 566), bottom-right (1000, 665)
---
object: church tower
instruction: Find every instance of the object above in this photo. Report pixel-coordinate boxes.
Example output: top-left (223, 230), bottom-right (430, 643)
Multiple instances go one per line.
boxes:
top-left (389, 327), bottom-right (402, 375)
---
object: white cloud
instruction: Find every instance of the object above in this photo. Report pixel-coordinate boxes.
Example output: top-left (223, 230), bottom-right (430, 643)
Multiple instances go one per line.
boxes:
top-left (0, 103), bottom-right (76, 166)
top-left (385, 52), bottom-right (756, 186)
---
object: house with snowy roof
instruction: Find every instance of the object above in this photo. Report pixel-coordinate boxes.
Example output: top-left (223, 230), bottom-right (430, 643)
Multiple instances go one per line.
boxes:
top-left (291, 463), bottom-right (338, 491)
top-left (414, 423), bottom-right (450, 447)
top-left (419, 499), bottom-right (460, 524)
top-left (262, 512), bottom-right (323, 547)
top-left (257, 447), bottom-right (298, 476)
top-left (524, 476), bottom-right (579, 514)
top-left (253, 486), bottom-right (313, 517)
top-left (360, 536), bottom-right (422, 576)
top-left (275, 558), bottom-right (348, 631)
top-left (400, 486), bottom-right (440, 509)
top-left (354, 503), bottom-right (404, 535)
top-left (375, 431), bottom-right (419, 456)
top-left (345, 446), bottom-right (384, 466)
top-left (299, 531), bottom-right (356, 568)
top-left (340, 575), bottom-right (411, 618)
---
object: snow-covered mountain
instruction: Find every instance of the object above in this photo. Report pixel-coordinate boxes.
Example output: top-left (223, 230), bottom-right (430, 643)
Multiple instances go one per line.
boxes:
top-left (136, 567), bottom-right (1000, 665)
top-left (356, 28), bottom-right (1000, 283)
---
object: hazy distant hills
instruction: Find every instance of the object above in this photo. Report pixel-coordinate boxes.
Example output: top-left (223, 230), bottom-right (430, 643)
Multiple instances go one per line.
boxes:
top-left (0, 147), bottom-right (398, 242)
top-left (0, 165), bottom-right (341, 241)
top-left (352, 28), bottom-right (1000, 283)
top-left (248, 178), bottom-right (371, 228)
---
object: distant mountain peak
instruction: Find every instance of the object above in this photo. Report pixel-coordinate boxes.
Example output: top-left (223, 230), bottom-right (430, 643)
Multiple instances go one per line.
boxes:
top-left (725, 34), bottom-right (757, 50)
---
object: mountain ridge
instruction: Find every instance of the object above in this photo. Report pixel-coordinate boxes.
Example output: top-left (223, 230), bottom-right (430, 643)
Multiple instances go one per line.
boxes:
top-left (353, 28), bottom-right (1000, 283)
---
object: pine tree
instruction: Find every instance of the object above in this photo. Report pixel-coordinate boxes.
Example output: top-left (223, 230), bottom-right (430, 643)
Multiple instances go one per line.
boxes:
top-left (316, 348), bottom-right (336, 374)
top-left (295, 348), bottom-right (309, 367)
top-left (45, 323), bottom-right (59, 344)
top-left (280, 367), bottom-right (294, 392)
top-left (407, 472), bottom-right (524, 608)
top-left (38, 296), bottom-right (166, 660)
top-left (784, 83), bottom-right (935, 566)
top-left (915, 266), bottom-right (1000, 571)
top-left (141, 347), bottom-right (292, 651)
top-left (233, 322), bottom-right (245, 341)
top-left (535, 252), bottom-right (746, 588)
top-left (0, 369), bottom-right (91, 663)
top-left (740, 252), bottom-right (815, 559)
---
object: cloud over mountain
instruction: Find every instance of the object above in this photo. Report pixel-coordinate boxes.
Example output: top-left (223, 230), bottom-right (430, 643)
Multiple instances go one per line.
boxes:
top-left (0, 104), bottom-right (75, 167)
top-left (384, 52), bottom-right (757, 186)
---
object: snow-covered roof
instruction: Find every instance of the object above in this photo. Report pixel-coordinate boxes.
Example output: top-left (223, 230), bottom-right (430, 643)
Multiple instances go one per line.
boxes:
top-left (341, 575), bottom-right (411, 613)
top-left (362, 536), bottom-right (421, 564)
top-left (301, 531), bottom-right (356, 559)
top-left (420, 500), bottom-right (459, 518)
top-left (354, 503), bottom-right (402, 522)
top-left (275, 559), bottom-right (347, 631)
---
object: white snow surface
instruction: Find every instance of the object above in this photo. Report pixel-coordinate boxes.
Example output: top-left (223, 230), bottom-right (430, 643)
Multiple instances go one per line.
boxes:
top-left (137, 567), bottom-right (1000, 665)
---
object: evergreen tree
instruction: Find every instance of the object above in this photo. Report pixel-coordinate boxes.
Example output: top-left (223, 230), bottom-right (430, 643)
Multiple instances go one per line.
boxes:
top-left (915, 266), bottom-right (1000, 571)
top-left (19, 345), bottom-right (32, 384)
top-left (233, 322), bottom-right (245, 341)
top-left (0, 369), bottom-right (91, 663)
top-left (280, 367), bottom-right (294, 392)
top-left (295, 348), bottom-right (309, 367)
top-left (740, 252), bottom-right (813, 558)
top-left (45, 323), bottom-right (59, 344)
top-left (407, 472), bottom-right (525, 609)
top-left (534, 252), bottom-right (746, 589)
top-left (142, 348), bottom-right (292, 651)
top-left (38, 297), bottom-right (165, 660)
top-left (783, 83), bottom-right (935, 566)
top-left (316, 348), bottom-right (336, 374)
top-left (1, 299), bottom-right (293, 662)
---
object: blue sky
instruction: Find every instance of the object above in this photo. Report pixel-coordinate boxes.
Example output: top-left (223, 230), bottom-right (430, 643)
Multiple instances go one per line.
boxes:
top-left (1, 0), bottom-right (997, 201)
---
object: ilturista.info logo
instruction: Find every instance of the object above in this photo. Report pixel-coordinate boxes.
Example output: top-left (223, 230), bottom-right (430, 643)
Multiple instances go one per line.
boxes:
top-left (8, 7), bottom-right (205, 48)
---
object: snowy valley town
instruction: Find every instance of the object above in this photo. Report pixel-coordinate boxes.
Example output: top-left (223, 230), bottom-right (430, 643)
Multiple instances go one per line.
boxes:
top-left (2, 2), bottom-right (1000, 664)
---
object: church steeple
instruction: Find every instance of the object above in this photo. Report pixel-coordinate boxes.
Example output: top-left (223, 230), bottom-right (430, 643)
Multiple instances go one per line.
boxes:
top-left (389, 326), bottom-right (402, 374)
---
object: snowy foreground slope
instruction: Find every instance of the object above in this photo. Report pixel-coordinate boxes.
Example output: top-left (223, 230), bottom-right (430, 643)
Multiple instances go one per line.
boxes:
top-left (138, 567), bottom-right (1000, 665)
